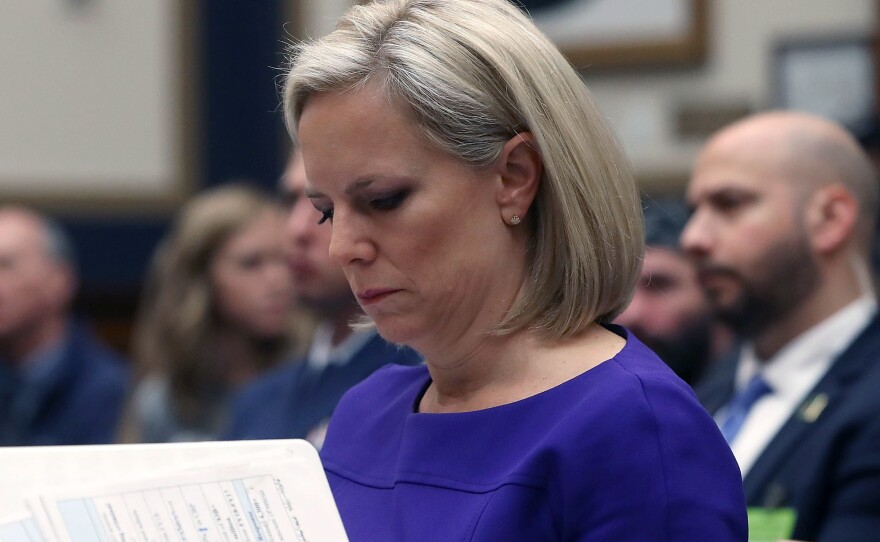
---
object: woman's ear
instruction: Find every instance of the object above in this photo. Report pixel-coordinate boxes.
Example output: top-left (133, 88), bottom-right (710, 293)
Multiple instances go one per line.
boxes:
top-left (495, 133), bottom-right (542, 224)
top-left (805, 183), bottom-right (858, 254)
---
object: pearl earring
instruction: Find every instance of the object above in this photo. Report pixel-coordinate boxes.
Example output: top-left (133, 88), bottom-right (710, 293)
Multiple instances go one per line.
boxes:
top-left (510, 215), bottom-right (521, 225)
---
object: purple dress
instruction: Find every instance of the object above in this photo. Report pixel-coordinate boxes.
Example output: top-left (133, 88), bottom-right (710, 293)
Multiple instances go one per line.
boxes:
top-left (320, 328), bottom-right (747, 541)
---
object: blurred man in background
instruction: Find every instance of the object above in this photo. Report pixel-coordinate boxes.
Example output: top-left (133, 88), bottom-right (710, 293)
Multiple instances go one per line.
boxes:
top-left (224, 149), bottom-right (421, 448)
top-left (683, 111), bottom-right (880, 541)
top-left (0, 206), bottom-right (129, 445)
top-left (616, 197), bottom-right (732, 386)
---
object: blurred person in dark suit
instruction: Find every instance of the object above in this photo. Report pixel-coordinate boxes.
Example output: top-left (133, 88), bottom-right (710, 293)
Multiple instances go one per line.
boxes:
top-left (223, 149), bottom-right (422, 449)
top-left (0, 206), bottom-right (129, 445)
top-left (121, 184), bottom-right (301, 443)
top-left (616, 197), bottom-right (732, 386)
top-left (684, 111), bottom-right (880, 542)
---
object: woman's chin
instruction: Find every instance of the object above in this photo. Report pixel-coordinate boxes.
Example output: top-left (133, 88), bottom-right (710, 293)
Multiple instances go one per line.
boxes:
top-left (372, 318), bottom-right (420, 350)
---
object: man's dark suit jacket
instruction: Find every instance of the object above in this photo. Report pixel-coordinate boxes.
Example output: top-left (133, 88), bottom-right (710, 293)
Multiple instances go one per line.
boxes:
top-left (223, 333), bottom-right (422, 442)
top-left (697, 315), bottom-right (880, 542)
top-left (0, 322), bottom-right (130, 446)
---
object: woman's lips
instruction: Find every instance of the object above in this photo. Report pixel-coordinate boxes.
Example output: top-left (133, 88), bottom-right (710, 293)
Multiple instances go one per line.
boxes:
top-left (356, 288), bottom-right (401, 306)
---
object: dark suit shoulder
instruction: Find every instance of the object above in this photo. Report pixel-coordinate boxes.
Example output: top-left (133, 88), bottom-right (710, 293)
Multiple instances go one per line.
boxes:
top-left (694, 348), bottom-right (739, 415)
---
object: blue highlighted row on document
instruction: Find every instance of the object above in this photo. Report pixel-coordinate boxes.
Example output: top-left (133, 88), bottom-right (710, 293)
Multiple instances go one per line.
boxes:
top-left (0, 517), bottom-right (43, 542)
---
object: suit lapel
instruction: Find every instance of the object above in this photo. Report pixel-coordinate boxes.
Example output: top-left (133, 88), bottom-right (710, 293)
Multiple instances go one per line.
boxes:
top-left (743, 315), bottom-right (880, 505)
top-left (743, 375), bottom-right (844, 504)
top-left (696, 352), bottom-right (739, 415)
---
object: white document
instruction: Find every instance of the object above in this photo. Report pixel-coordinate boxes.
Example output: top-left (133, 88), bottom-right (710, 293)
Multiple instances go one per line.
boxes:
top-left (0, 440), bottom-right (347, 542)
top-left (0, 516), bottom-right (45, 542)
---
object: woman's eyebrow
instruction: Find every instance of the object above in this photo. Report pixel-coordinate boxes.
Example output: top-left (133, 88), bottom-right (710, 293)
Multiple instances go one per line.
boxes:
top-left (305, 179), bottom-right (375, 199)
top-left (304, 186), bottom-right (324, 199)
top-left (344, 179), bottom-right (375, 196)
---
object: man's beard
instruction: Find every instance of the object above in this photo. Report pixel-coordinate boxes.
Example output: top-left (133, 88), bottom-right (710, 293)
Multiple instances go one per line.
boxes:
top-left (639, 317), bottom-right (713, 386)
top-left (703, 231), bottom-right (819, 339)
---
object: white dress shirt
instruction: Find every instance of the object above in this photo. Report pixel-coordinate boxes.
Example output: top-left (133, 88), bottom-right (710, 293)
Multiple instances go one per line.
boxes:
top-left (721, 295), bottom-right (877, 477)
top-left (306, 321), bottom-right (376, 371)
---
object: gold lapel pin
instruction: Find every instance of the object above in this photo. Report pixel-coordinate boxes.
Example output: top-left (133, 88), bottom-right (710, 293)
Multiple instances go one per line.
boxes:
top-left (799, 393), bottom-right (828, 423)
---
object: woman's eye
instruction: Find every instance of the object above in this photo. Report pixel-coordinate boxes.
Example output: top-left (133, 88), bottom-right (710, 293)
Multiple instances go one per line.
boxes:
top-left (317, 208), bottom-right (334, 225)
top-left (370, 190), bottom-right (409, 211)
top-left (237, 255), bottom-right (261, 270)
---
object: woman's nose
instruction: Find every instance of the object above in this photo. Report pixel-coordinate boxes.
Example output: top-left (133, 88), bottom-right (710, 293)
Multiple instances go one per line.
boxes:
top-left (327, 211), bottom-right (376, 267)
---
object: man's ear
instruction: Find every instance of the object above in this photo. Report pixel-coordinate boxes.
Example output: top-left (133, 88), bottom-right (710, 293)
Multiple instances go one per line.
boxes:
top-left (805, 183), bottom-right (858, 254)
top-left (494, 133), bottom-right (542, 224)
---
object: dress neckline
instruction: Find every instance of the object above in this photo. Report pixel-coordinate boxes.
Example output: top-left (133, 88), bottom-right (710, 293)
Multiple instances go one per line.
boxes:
top-left (410, 325), bottom-right (631, 416)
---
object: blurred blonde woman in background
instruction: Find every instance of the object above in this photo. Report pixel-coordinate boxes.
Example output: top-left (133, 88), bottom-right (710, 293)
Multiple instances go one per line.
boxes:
top-left (121, 184), bottom-right (304, 442)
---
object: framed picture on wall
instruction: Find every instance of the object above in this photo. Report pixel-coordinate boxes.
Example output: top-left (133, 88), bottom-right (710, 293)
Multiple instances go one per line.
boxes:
top-left (522, 0), bottom-right (709, 70)
top-left (0, 0), bottom-right (198, 214)
top-left (773, 35), bottom-right (878, 138)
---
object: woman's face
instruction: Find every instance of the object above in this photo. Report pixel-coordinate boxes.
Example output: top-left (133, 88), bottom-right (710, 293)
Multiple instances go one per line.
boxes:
top-left (298, 85), bottom-right (528, 353)
top-left (210, 209), bottom-right (294, 338)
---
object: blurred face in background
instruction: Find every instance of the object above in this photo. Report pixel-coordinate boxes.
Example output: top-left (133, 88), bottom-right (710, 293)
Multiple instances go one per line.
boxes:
top-left (681, 126), bottom-right (818, 337)
top-left (617, 246), bottom-right (712, 383)
top-left (0, 210), bottom-right (71, 355)
top-left (281, 151), bottom-right (354, 314)
top-left (210, 209), bottom-right (294, 338)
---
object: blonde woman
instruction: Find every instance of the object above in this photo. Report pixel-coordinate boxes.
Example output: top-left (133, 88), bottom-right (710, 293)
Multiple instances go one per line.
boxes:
top-left (122, 184), bottom-right (302, 442)
top-left (284, 0), bottom-right (747, 540)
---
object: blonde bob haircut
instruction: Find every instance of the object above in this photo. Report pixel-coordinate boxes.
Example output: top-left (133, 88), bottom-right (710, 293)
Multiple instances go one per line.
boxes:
top-left (284, 0), bottom-right (644, 340)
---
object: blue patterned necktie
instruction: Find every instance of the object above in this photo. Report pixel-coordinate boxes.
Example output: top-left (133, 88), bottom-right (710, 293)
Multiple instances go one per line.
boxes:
top-left (720, 374), bottom-right (773, 444)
